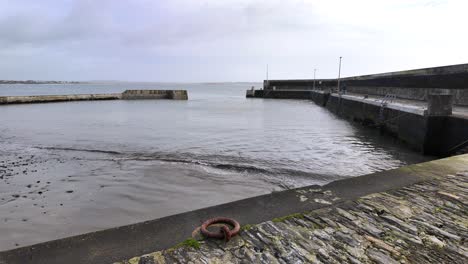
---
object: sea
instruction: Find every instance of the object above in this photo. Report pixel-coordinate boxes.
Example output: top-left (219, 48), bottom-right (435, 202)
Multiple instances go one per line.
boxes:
top-left (0, 82), bottom-right (429, 250)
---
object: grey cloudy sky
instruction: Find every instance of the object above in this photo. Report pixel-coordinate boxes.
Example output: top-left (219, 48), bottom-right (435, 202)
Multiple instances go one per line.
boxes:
top-left (0, 0), bottom-right (466, 82)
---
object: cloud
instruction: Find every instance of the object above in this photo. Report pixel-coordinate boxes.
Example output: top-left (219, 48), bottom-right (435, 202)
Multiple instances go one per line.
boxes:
top-left (0, 0), bottom-right (466, 81)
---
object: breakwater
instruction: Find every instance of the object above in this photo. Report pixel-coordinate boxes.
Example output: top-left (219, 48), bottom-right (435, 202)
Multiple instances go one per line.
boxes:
top-left (0, 90), bottom-right (188, 105)
top-left (121, 89), bottom-right (188, 100)
top-left (263, 63), bottom-right (468, 106)
top-left (248, 64), bottom-right (468, 156)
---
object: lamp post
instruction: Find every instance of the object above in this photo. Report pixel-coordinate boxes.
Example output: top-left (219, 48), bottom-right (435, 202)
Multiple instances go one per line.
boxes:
top-left (337, 56), bottom-right (342, 94)
top-left (313, 69), bottom-right (317, 90)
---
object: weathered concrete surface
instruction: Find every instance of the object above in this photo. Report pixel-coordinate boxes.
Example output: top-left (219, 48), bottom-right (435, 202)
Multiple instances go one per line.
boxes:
top-left (116, 156), bottom-right (468, 264)
top-left (0, 90), bottom-right (188, 105)
top-left (427, 94), bottom-right (453, 116)
top-left (0, 93), bottom-right (122, 104)
top-left (1, 155), bottom-right (467, 264)
top-left (121, 90), bottom-right (188, 100)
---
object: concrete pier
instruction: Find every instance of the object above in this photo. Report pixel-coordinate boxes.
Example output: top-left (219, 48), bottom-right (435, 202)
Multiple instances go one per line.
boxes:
top-left (0, 90), bottom-right (188, 105)
top-left (261, 63), bottom-right (468, 106)
top-left (1, 154), bottom-right (467, 264)
top-left (271, 90), bottom-right (467, 156)
top-left (245, 89), bottom-right (264, 98)
top-left (0, 93), bottom-right (121, 104)
top-left (247, 64), bottom-right (468, 156)
top-left (121, 90), bottom-right (188, 100)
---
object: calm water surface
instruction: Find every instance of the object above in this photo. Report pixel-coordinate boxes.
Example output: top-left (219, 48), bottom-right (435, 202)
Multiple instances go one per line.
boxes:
top-left (0, 83), bottom-right (429, 249)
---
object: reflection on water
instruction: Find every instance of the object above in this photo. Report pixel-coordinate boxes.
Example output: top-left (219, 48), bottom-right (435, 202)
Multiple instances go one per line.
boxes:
top-left (0, 83), bottom-right (430, 250)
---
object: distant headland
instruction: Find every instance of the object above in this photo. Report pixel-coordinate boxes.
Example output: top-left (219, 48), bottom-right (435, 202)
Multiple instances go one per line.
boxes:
top-left (0, 80), bottom-right (84, 84)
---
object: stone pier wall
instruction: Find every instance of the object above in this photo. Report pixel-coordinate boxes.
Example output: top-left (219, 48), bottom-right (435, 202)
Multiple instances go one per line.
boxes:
top-left (121, 90), bottom-right (188, 100)
top-left (346, 86), bottom-right (468, 106)
top-left (325, 94), bottom-right (428, 152)
top-left (263, 63), bottom-right (468, 106)
top-left (249, 89), bottom-right (467, 156)
top-left (0, 90), bottom-right (188, 105)
top-left (0, 93), bottom-right (122, 104)
top-left (263, 90), bottom-right (314, 99)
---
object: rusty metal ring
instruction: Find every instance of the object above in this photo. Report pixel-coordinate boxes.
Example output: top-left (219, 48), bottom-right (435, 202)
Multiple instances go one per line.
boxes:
top-left (200, 217), bottom-right (240, 242)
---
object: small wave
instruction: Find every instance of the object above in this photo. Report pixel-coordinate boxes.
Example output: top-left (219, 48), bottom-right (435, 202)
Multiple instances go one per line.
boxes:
top-left (33, 146), bottom-right (335, 182)
top-left (123, 152), bottom-right (334, 181)
top-left (35, 146), bottom-right (122, 155)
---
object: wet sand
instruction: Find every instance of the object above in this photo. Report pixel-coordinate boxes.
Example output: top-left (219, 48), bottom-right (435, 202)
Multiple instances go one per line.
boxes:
top-left (0, 145), bottom-right (281, 250)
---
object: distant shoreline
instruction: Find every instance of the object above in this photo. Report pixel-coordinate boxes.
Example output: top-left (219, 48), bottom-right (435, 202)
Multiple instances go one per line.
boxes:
top-left (0, 80), bottom-right (261, 85)
top-left (0, 80), bottom-right (84, 84)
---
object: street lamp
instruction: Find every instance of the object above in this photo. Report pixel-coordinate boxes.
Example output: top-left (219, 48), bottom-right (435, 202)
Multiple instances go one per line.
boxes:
top-left (337, 56), bottom-right (342, 94)
top-left (313, 69), bottom-right (317, 90)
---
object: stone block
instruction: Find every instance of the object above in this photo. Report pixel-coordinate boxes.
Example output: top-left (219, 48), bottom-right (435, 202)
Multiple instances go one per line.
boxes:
top-left (427, 94), bottom-right (453, 116)
top-left (121, 90), bottom-right (188, 100)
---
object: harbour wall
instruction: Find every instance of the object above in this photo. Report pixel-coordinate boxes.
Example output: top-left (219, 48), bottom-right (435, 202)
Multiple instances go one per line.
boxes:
top-left (324, 93), bottom-right (428, 153)
top-left (251, 63), bottom-right (468, 155)
top-left (246, 89), bottom-right (263, 98)
top-left (256, 89), bottom-right (467, 156)
top-left (0, 90), bottom-right (188, 105)
top-left (264, 63), bottom-right (468, 106)
top-left (121, 90), bottom-right (188, 100)
top-left (0, 93), bottom-right (121, 104)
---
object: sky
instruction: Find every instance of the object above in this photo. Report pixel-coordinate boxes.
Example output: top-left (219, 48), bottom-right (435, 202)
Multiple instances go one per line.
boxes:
top-left (0, 0), bottom-right (467, 82)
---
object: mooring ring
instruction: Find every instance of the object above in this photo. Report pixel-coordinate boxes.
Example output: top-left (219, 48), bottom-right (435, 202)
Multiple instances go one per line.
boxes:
top-left (200, 217), bottom-right (240, 242)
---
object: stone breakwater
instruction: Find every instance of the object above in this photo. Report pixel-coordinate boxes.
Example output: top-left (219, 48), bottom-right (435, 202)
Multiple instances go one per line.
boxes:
top-left (0, 90), bottom-right (188, 104)
top-left (117, 169), bottom-right (468, 264)
top-left (0, 93), bottom-right (121, 104)
top-left (121, 90), bottom-right (188, 100)
top-left (262, 63), bottom-right (468, 106)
